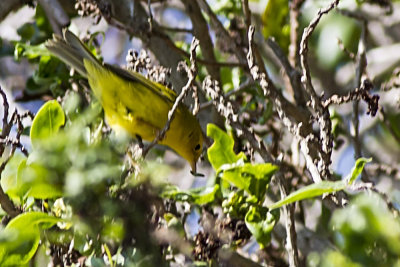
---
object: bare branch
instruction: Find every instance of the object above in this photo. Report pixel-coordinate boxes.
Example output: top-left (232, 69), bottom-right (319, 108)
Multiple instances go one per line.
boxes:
top-left (183, 1), bottom-right (221, 82)
top-left (289, 0), bottom-right (305, 68)
top-left (0, 86), bottom-right (23, 218)
top-left (0, 0), bottom-right (27, 22)
top-left (199, 78), bottom-right (255, 110)
top-left (157, 25), bottom-right (193, 34)
top-left (38, 0), bottom-right (70, 34)
top-left (247, 26), bottom-right (324, 184)
top-left (266, 37), bottom-right (306, 106)
top-left (197, 0), bottom-right (248, 65)
top-left (299, 0), bottom-right (339, 179)
top-left (323, 78), bottom-right (379, 117)
top-left (366, 163), bottom-right (400, 180)
top-left (352, 19), bottom-right (368, 165)
top-left (202, 75), bottom-right (300, 266)
top-left (351, 183), bottom-right (398, 217)
top-left (337, 38), bottom-right (356, 61)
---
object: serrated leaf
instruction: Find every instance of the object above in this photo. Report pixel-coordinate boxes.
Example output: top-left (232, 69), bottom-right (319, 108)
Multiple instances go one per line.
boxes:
top-left (245, 206), bottom-right (279, 248)
top-left (346, 157), bottom-right (372, 185)
top-left (30, 100), bottom-right (65, 149)
top-left (268, 180), bottom-right (347, 210)
top-left (207, 123), bottom-right (246, 171)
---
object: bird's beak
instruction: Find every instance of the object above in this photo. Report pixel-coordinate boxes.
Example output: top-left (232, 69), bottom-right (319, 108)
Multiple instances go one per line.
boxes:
top-left (190, 161), bottom-right (205, 177)
top-left (190, 161), bottom-right (197, 175)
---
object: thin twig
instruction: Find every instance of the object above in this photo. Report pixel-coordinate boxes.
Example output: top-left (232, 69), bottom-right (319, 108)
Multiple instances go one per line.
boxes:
top-left (147, 0), bottom-right (153, 32)
top-left (289, 0), bottom-right (305, 68)
top-left (352, 182), bottom-right (399, 217)
top-left (142, 38), bottom-right (200, 157)
top-left (299, 0), bottom-right (339, 179)
top-left (183, 1), bottom-right (221, 82)
top-left (192, 85), bottom-right (200, 116)
top-left (0, 87), bottom-right (9, 139)
top-left (337, 38), bottom-right (356, 61)
top-left (0, 86), bottom-right (22, 218)
top-left (199, 79), bottom-right (255, 110)
top-left (37, 0), bottom-right (70, 34)
top-left (322, 78), bottom-right (379, 117)
top-left (266, 37), bottom-right (306, 106)
top-left (160, 40), bottom-right (245, 68)
top-left (202, 77), bottom-right (273, 162)
top-left (365, 163), bottom-right (400, 180)
top-left (202, 80), bottom-right (302, 250)
top-left (197, 0), bottom-right (248, 65)
top-left (242, 9), bottom-right (300, 261)
top-left (158, 25), bottom-right (193, 33)
top-left (241, 0), bottom-right (268, 75)
top-left (299, 0), bottom-right (340, 107)
top-left (352, 20), bottom-right (368, 161)
top-left (0, 186), bottom-right (20, 218)
top-left (247, 26), bottom-right (322, 184)
top-left (241, 0), bottom-right (251, 28)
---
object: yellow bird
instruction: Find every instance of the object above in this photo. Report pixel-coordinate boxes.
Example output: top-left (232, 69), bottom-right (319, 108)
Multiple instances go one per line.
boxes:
top-left (46, 30), bottom-right (203, 172)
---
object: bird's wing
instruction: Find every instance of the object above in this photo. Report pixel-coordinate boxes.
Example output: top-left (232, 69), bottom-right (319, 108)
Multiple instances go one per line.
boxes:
top-left (84, 59), bottom-right (176, 131)
top-left (105, 64), bottom-right (177, 103)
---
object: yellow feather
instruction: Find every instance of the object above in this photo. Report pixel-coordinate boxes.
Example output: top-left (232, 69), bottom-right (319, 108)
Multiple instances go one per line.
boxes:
top-left (46, 30), bottom-right (203, 172)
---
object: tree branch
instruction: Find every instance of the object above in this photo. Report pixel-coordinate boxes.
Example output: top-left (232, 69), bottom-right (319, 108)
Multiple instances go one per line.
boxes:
top-left (183, 1), bottom-right (220, 83)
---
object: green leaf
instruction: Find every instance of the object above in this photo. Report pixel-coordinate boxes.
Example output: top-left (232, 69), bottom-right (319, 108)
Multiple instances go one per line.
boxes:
top-left (30, 100), bottom-right (65, 149)
top-left (164, 213), bottom-right (185, 237)
top-left (268, 180), bottom-right (347, 210)
top-left (207, 124), bottom-right (277, 201)
top-left (207, 123), bottom-right (246, 171)
top-left (16, 23), bottom-right (35, 41)
top-left (191, 184), bottom-right (220, 205)
top-left (245, 206), bottom-right (279, 249)
top-left (1, 155), bottom-right (63, 200)
top-left (262, 0), bottom-right (290, 53)
top-left (0, 154), bottom-right (26, 201)
top-left (268, 158), bottom-right (371, 210)
top-left (161, 184), bottom-right (220, 205)
top-left (14, 43), bottom-right (50, 61)
top-left (6, 211), bottom-right (60, 230)
top-left (25, 178), bottom-right (63, 200)
top-left (221, 163), bottom-right (278, 201)
top-left (330, 109), bottom-right (344, 138)
top-left (0, 212), bottom-right (60, 266)
top-left (9, 158), bottom-right (29, 200)
top-left (330, 193), bottom-right (400, 265)
top-left (383, 113), bottom-right (400, 141)
top-left (346, 157), bottom-right (372, 185)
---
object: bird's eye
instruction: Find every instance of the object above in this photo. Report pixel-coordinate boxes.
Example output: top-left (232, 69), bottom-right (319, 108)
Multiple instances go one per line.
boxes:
top-left (195, 144), bottom-right (201, 151)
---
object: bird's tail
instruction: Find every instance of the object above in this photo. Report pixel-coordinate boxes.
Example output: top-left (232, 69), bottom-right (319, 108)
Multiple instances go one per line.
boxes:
top-left (45, 29), bottom-right (100, 78)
